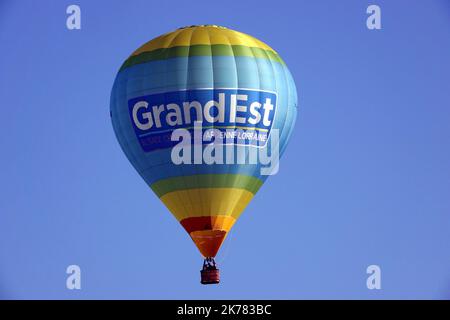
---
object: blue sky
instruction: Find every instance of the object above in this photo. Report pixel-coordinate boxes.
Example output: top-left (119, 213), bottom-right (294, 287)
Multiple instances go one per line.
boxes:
top-left (0, 0), bottom-right (449, 299)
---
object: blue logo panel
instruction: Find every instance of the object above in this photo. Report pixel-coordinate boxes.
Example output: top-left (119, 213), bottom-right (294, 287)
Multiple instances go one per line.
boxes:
top-left (128, 88), bottom-right (277, 152)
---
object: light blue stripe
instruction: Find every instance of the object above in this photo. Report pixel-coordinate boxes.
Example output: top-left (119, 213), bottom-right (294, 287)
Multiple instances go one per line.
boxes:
top-left (111, 55), bottom-right (297, 187)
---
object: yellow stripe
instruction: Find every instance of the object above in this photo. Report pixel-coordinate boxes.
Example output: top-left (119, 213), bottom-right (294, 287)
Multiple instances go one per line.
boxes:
top-left (132, 26), bottom-right (275, 56)
top-left (160, 188), bottom-right (254, 221)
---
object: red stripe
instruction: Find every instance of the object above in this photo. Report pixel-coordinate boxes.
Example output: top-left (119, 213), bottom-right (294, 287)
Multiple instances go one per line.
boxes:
top-left (180, 217), bottom-right (215, 233)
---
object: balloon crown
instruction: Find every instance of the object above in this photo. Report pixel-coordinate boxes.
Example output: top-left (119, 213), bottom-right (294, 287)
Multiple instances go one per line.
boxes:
top-left (177, 24), bottom-right (227, 30)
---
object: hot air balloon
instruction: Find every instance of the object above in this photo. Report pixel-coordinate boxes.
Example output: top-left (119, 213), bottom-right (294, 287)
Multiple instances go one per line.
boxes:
top-left (110, 25), bottom-right (297, 284)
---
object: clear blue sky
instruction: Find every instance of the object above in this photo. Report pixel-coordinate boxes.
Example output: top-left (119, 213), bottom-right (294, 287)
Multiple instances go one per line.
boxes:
top-left (0, 0), bottom-right (449, 299)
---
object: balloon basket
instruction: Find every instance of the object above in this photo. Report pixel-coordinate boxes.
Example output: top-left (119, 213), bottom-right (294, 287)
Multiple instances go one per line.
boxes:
top-left (201, 268), bottom-right (220, 285)
top-left (200, 258), bottom-right (220, 285)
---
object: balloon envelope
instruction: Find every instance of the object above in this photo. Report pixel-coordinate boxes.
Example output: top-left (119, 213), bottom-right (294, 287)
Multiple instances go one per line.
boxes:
top-left (110, 25), bottom-right (297, 258)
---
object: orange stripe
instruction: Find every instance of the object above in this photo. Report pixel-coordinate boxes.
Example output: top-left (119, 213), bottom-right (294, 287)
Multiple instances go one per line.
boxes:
top-left (189, 230), bottom-right (228, 258)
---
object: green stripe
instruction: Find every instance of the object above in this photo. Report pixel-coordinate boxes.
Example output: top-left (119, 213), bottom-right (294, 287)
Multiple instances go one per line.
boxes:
top-left (151, 174), bottom-right (264, 197)
top-left (120, 44), bottom-right (284, 71)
